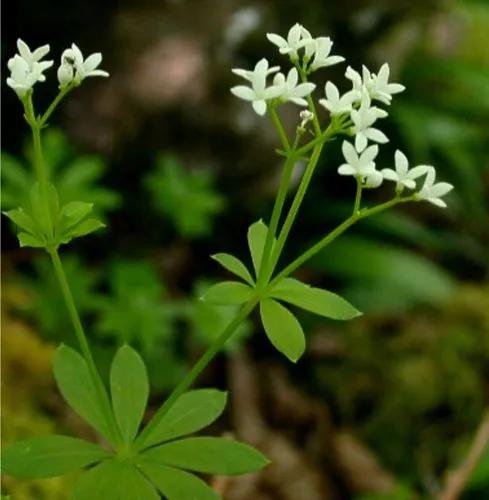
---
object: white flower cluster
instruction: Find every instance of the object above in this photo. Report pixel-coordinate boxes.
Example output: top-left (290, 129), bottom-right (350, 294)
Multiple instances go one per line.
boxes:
top-left (6, 39), bottom-right (109, 99)
top-left (230, 23), bottom-right (453, 208)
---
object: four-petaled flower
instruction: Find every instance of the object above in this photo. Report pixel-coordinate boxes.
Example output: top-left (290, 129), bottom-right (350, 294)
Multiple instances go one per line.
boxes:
top-left (382, 150), bottom-right (429, 192)
top-left (350, 92), bottom-right (388, 152)
top-left (272, 68), bottom-right (316, 106)
top-left (338, 140), bottom-right (381, 188)
top-left (319, 81), bottom-right (359, 116)
top-left (416, 167), bottom-right (454, 208)
top-left (6, 39), bottom-right (53, 97)
top-left (231, 58), bottom-right (282, 115)
top-left (266, 23), bottom-right (314, 61)
top-left (58, 43), bottom-right (109, 88)
top-left (363, 63), bottom-right (405, 105)
top-left (309, 37), bottom-right (344, 71)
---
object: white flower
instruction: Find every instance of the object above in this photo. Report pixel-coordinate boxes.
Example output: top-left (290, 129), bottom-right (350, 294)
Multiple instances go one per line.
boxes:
top-left (319, 81), bottom-right (359, 116)
top-left (266, 23), bottom-right (314, 61)
top-left (58, 43), bottom-right (109, 88)
top-left (346, 64), bottom-right (404, 105)
top-left (366, 63), bottom-right (405, 105)
top-left (350, 92), bottom-right (388, 152)
top-left (309, 37), bottom-right (344, 71)
top-left (272, 68), bottom-right (315, 106)
top-left (231, 58), bottom-right (282, 115)
top-left (338, 140), bottom-right (379, 179)
top-left (6, 39), bottom-right (53, 97)
top-left (416, 167), bottom-right (453, 208)
top-left (381, 150), bottom-right (429, 192)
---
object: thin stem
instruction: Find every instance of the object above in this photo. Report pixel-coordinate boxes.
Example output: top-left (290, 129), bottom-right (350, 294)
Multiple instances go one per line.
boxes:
top-left (265, 139), bottom-right (324, 280)
top-left (49, 248), bottom-right (122, 446)
top-left (270, 196), bottom-right (413, 287)
top-left (297, 65), bottom-right (321, 136)
top-left (40, 85), bottom-right (73, 126)
top-left (257, 153), bottom-right (297, 288)
top-left (135, 298), bottom-right (259, 450)
top-left (353, 178), bottom-right (363, 214)
top-left (269, 106), bottom-right (291, 152)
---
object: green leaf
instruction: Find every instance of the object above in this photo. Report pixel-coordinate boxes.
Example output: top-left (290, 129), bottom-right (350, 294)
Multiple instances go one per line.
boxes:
top-left (73, 461), bottom-right (159, 500)
top-left (141, 462), bottom-right (219, 500)
top-left (110, 345), bottom-right (149, 443)
top-left (247, 220), bottom-right (273, 277)
top-left (311, 236), bottom-right (455, 313)
top-left (201, 281), bottom-right (254, 305)
top-left (60, 201), bottom-right (94, 231)
top-left (142, 436), bottom-right (269, 475)
top-left (3, 208), bottom-right (38, 235)
top-left (260, 298), bottom-right (305, 362)
top-left (65, 218), bottom-right (105, 238)
top-left (2, 435), bottom-right (109, 479)
top-left (18, 232), bottom-right (45, 248)
top-left (142, 389), bottom-right (227, 448)
top-left (53, 344), bottom-right (113, 441)
top-left (211, 253), bottom-right (254, 285)
top-left (270, 278), bottom-right (361, 320)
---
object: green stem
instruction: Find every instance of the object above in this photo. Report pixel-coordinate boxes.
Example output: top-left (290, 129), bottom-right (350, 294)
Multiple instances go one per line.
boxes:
top-left (135, 298), bottom-right (259, 450)
top-left (40, 85), bottom-right (73, 126)
top-left (297, 66), bottom-right (321, 136)
top-left (353, 178), bottom-right (363, 214)
top-left (48, 248), bottom-right (122, 446)
top-left (270, 196), bottom-right (413, 287)
top-left (269, 106), bottom-right (291, 152)
top-left (265, 140), bottom-right (324, 280)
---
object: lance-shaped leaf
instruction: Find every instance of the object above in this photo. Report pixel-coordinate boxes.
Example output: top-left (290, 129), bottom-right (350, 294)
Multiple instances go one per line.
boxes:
top-left (3, 207), bottom-right (39, 236)
top-left (73, 461), bottom-right (159, 500)
top-left (17, 232), bottom-right (45, 248)
top-left (60, 201), bottom-right (94, 232)
top-left (260, 298), bottom-right (305, 362)
top-left (141, 462), bottom-right (219, 500)
top-left (110, 345), bottom-right (149, 443)
top-left (201, 281), bottom-right (255, 305)
top-left (247, 220), bottom-right (276, 278)
top-left (211, 253), bottom-right (254, 285)
top-left (64, 218), bottom-right (105, 239)
top-left (270, 277), bottom-right (361, 320)
top-left (141, 436), bottom-right (269, 475)
top-left (53, 344), bottom-right (113, 441)
top-left (2, 435), bottom-right (109, 479)
top-left (141, 389), bottom-right (227, 448)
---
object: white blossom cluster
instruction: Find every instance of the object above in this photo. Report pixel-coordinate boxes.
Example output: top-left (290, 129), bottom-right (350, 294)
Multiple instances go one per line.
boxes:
top-left (230, 23), bottom-right (453, 208)
top-left (6, 39), bottom-right (108, 98)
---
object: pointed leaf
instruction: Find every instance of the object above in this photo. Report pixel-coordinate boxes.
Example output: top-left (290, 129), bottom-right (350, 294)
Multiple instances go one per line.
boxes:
top-left (65, 218), bottom-right (105, 238)
top-left (142, 389), bottom-right (227, 448)
top-left (18, 232), bottom-right (45, 248)
top-left (211, 253), bottom-right (254, 285)
top-left (142, 436), bottom-right (269, 475)
top-left (2, 435), bottom-right (109, 479)
top-left (53, 344), bottom-right (113, 440)
top-left (201, 281), bottom-right (254, 305)
top-left (73, 461), bottom-right (158, 500)
top-left (260, 298), bottom-right (305, 362)
top-left (141, 462), bottom-right (219, 500)
top-left (270, 278), bottom-right (361, 320)
top-left (110, 345), bottom-right (149, 443)
top-left (247, 220), bottom-right (273, 277)
top-left (3, 208), bottom-right (38, 235)
top-left (60, 201), bottom-right (94, 231)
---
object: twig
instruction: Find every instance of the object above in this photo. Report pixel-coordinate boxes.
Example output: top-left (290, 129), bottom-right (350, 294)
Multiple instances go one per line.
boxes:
top-left (438, 410), bottom-right (489, 500)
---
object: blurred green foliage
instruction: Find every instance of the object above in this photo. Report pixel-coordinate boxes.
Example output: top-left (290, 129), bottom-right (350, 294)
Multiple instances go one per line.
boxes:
top-left (144, 155), bottom-right (226, 238)
top-left (1, 129), bottom-right (120, 218)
